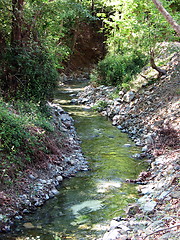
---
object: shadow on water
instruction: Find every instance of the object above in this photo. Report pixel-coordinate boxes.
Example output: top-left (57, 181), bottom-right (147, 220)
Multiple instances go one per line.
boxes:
top-left (2, 80), bottom-right (148, 240)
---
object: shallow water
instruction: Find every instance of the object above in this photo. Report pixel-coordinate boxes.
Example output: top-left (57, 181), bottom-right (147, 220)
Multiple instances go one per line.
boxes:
top-left (3, 81), bottom-right (148, 240)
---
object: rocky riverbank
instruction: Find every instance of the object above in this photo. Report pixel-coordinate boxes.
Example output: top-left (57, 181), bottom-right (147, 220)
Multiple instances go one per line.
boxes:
top-left (72, 43), bottom-right (180, 239)
top-left (0, 103), bottom-right (88, 233)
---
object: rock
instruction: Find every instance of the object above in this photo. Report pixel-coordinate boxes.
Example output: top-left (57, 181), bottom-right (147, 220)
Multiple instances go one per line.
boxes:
top-left (14, 215), bottom-right (23, 220)
top-left (132, 153), bottom-right (141, 159)
top-left (45, 194), bottom-right (49, 200)
top-left (141, 201), bottom-right (157, 212)
top-left (39, 179), bottom-right (47, 184)
top-left (63, 120), bottom-right (72, 128)
top-left (110, 219), bottom-right (121, 230)
top-left (170, 191), bottom-right (180, 199)
top-left (142, 145), bottom-right (148, 152)
top-left (126, 204), bottom-right (140, 216)
top-left (123, 144), bottom-right (132, 147)
top-left (50, 188), bottom-right (60, 196)
top-left (119, 91), bottom-right (125, 98)
top-left (117, 125), bottom-right (123, 130)
top-left (22, 209), bottom-right (29, 213)
top-left (34, 199), bottom-right (44, 207)
top-left (0, 214), bottom-right (5, 221)
top-left (159, 232), bottom-right (173, 240)
top-left (103, 229), bottom-right (122, 240)
top-left (123, 91), bottom-right (135, 103)
top-left (143, 133), bottom-right (155, 145)
top-left (157, 191), bottom-right (170, 200)
top-left (71, 99), bottom-right (78, 104)
top-left (56, 176), bottom-right (63, 182)
top-left (28, 173), bottom-right (38, 180)
top-left (61, 113), bottom-right (73, 122)
top-left (23, 222), bottom-right (35, 229)
top-left (81, 98), bottom-right (90, 103)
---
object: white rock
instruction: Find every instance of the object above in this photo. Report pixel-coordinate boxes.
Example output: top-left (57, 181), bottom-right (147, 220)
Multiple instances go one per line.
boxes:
top-left (103, 229), bottom-right (121, 240)
top-left (123, 144), bottom-right (132, 147)
top-left (157, 191), bottom-right (170, 200)
top-left (56, 176), bottom-right (63, 182)
top-left (51, 188), bottom-right (60, 196)
top-left (45, 194), bottom-right (49, 200)
top-left (142, 201), bottom-right (157, 212)
top-left (61, 113), bottom-right (73, 122)
top-left (142, 145), bottom-right (148, 152)
top-left (123, 91), bottom-right (135, 103)
top-left (39, 179), bottom-right (47, 184)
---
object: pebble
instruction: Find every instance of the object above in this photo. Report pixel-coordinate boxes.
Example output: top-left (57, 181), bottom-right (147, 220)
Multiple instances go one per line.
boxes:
top-left (56, 176), bottom-right (63, 182)
top-left (51, 188), bottom-right (60, 196)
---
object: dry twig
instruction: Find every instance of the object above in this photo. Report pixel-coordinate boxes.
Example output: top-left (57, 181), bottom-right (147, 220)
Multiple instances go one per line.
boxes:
top-left (143, 224), bottom-right (180, 239)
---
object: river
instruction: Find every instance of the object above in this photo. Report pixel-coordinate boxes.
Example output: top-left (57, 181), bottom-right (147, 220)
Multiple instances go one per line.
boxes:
top-left (3, 80), bottom-right (148, 240)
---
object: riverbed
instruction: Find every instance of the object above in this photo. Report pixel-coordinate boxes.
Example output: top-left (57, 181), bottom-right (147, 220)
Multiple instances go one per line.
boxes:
top-left (3, 80), bottom-right (148, 240)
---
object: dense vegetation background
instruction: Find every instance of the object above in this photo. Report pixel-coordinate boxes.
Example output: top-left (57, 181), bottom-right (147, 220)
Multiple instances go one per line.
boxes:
top-left (0, 0), bottom-right (179, 183)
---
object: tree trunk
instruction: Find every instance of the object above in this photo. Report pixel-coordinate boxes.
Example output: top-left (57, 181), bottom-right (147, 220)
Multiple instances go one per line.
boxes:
top-left (11, 0), bottom-right (24, 47)
top-left (91, 0), bottom-right (95, 15)
top-left (150, 50), bottom-right (166, 77)
top-left (152, 0), bottom-right (180, 36)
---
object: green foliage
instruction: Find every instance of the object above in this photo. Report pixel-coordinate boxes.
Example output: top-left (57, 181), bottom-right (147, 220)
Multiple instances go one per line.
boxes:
top-left (0, 101), bottom-right (32, 154)
top-left (0, 99), bottom-right (54, 182)
top-left (13, 101), bottom-right (54, 132)
top-left (94, 51), bottom-right (147, 86)
top-left (92, 100), bottom-right (108, 112)
top-left (0, 44), bottom-right (59, 102)
top-left (98, 0), bottom-right (179, 55)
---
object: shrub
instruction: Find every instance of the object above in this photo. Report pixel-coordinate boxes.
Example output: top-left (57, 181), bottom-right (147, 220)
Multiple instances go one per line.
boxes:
top-left (0, 44), bottom-right (59, 102)
top-left (0, 100), bottom-right (54, 182)
top-left (94, 51), bottom-right (147, 86)
top-left (92, 100), bottom-right (108, 112)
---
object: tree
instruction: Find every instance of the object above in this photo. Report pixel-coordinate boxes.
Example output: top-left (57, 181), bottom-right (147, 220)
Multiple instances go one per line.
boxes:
top-left (90, 0), bottom-right (180, 85)
top-left (152, 0), bottom-right (180, 36)
top-left (0, 0), bottom-right (97, 100)
top-left (11, 0), bottom-right (24, 47)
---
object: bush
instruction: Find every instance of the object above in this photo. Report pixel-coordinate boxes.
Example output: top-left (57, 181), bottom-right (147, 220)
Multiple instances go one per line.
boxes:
top-left (0, 100), bottom-right (54, 182)
top-left (0, 44), bottom-right (59, 102)
top-left (92, 100), bottom-right (108, 112)
top-left (94, 51), bottom-right (147, 86)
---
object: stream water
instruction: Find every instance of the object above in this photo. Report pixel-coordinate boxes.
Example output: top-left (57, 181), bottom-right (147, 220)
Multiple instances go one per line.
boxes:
top-left (3, 80), bottom-right (148, 240)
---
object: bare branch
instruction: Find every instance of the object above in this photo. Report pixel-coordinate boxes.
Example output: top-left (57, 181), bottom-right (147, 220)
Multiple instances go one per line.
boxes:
top-left (152, 0), bottom-right (180, 36)
top-left (143, 224), bottom-right (180, 240)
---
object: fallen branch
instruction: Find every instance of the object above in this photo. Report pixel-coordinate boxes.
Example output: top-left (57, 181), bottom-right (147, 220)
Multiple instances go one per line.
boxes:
top-left (140, 74), bottom-right (149, 81)
top-left (143, 224), bottom-right (180, 239)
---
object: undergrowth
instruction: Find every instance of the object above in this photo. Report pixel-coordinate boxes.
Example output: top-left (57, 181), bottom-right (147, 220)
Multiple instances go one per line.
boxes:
top-left (0, 44), bottom-right (59, 102)
top-left (90, 51), bottom-right (147, 86)
top-left (0, 100), bottom-right (55, 184)
top-left (92, 100), bottom-right (108, 112)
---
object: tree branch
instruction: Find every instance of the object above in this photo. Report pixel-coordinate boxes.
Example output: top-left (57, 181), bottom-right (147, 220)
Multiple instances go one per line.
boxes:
top-left (152, 0), bottom-right (180, 36)
top-left (150, 50), bottom-right (166, 77)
